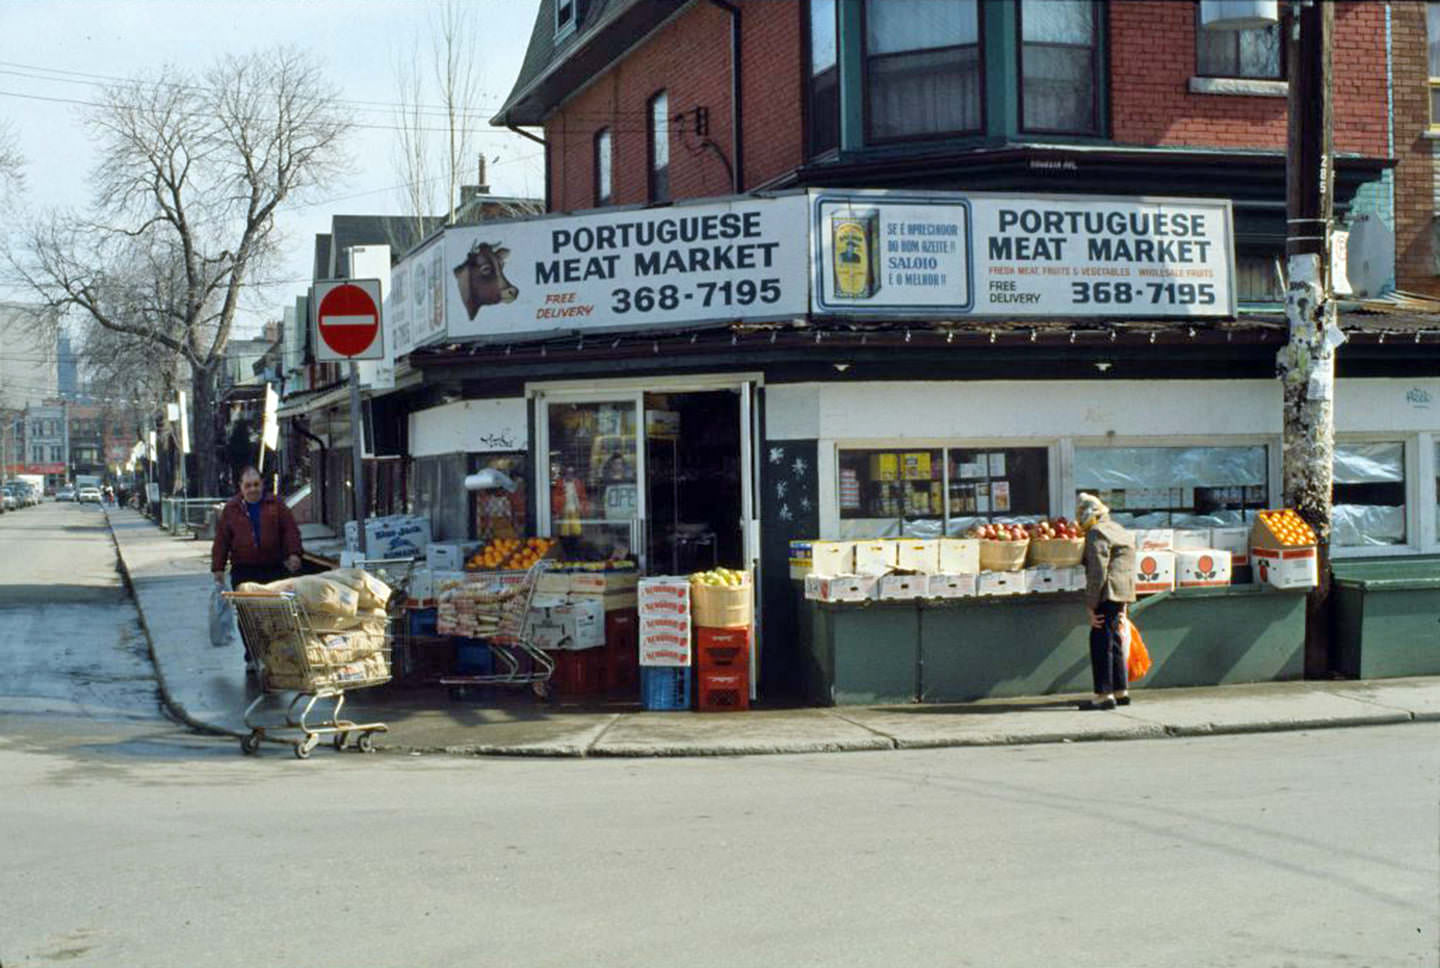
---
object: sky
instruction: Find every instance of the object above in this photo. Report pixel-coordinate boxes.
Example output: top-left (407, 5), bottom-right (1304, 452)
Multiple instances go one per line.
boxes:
top-left (0, 0), bottom-right (546, 338)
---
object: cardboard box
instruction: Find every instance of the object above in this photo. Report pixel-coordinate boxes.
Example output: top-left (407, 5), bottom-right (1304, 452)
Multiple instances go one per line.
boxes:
top-left (937, 538), bottom-right (980, 574)
top-left (552, 597), bottom-right (606, 649)
top-left (803, 574), bottom-right (879, 603)
top-left (1058, 565), bottom-right (1086, 592)
top-left (901, 452), bottom-right (933, 480)
top-left (1251, 547), bottom-right (1318, 590)
top-left (928, 573), bottom-right (978, 599)
top-left (812, 541), bottom-right (855, 576)
top-left (869, 453), bottom-right (900, 482)
top-left (1176, 549), bottom-right (1233, 588)
top-left (1209, 527), bottom-right (1250, 568)
top-left (1132, 528), bottom-right (1174, 551)
top-left (977, 571), bottom-right (1025, 596)
top-left (1135, 549), bottom-right (1177, 595)
top-left (789, 540), bottom-right (814, 580)
top-left (853, 540), bottom-right (898, 576)
top-left (570, 571), bottom-right (640, 595)
top-left (1024, 566), bottom-right (1067, 594)
top-left (407, 566), bottom-right (434, 603)
top-left (878, 573), bottom-right (929, 600)
top-left (530, 622), bottom-right (567, 652)
top-left (1171, 530), bottom-right (1211, 551)
top-left (536, 572), bottom-right (574, 595)
top-left (894, 540), bottom-right (939, 573)
top-left (425, 541), bottom-right (481, 572)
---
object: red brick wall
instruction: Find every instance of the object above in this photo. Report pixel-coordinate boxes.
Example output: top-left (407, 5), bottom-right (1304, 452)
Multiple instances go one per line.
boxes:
top-left (1392, 1), bottom-right (1436, 292)
top-left (1110, 0), bottom-right (1387, 156)
top-left (544, 0), bottom-right (803, 212)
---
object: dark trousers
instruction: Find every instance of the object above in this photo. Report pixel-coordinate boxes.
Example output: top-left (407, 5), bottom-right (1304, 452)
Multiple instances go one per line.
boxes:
top-left (1089, 600), bottom-right (1127, 696)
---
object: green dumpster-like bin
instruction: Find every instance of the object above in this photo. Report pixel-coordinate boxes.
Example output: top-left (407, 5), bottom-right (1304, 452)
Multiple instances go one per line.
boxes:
top-left (806, 600), bottom-right (919, 705)
top-left (1332, 557), bottom-right (1440, 679)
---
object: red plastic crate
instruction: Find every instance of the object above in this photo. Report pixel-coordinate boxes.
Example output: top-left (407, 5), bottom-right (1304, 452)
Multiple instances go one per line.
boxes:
top-left (696, 667), bottom-right (749, 712)
top-left (546, 649), bottom-right (606, 697)
top-left (695, 625), bottom-right (751, 673)
top-left (604, 609), bottom-right (639, 696)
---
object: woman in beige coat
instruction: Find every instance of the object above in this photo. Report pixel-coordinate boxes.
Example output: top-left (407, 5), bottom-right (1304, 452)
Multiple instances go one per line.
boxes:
top-left (1077, 493), bottom-right (1137, 710)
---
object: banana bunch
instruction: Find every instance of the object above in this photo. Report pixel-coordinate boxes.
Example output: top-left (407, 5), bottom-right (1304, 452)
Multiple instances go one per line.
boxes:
top-left (690, 567), bottom-right (748, 587)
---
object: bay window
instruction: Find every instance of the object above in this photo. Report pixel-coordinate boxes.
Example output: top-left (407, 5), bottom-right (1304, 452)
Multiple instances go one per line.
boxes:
top-left (1020, 0), bottom-right (1101, 135)
top-left (864, 0), bottom-right (981, 142)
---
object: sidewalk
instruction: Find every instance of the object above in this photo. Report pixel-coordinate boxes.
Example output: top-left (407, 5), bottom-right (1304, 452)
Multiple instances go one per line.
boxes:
top-left (105, 506), bottom-right (1440, 757)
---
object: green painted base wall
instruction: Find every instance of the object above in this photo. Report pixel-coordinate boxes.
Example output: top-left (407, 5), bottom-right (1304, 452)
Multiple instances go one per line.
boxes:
top-left (1333, 558), bottom-right (1440, 679)
top-left (804, 586), bottom-right (1306, 705)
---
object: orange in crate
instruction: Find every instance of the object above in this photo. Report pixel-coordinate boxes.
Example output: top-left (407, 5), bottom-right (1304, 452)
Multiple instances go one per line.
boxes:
top-left (1254, 509), bottom-right (1316, 547)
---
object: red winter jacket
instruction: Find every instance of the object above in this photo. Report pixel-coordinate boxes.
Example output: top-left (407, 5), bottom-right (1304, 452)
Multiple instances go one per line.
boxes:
top-left (210, 493), bottom-right (303, 573)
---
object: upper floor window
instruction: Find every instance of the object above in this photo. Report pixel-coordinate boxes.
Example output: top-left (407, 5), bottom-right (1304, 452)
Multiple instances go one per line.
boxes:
top-left (1019, 0), bottom-right (1101, 135)
top-left (648, 90), bottom-right (670, 203)
top-left (808, 0), bottom-right (839, 156)
top-left (1195, 10), bottom-right (1282, 79)
top-left (1429, 2), bottom-right (1440, 127)
top-left (594, 128), bottom-right (613, 206)
top-left (555, 0), bottom-right (577, 40)
top-left (864, 0), bottom-right (981, 142)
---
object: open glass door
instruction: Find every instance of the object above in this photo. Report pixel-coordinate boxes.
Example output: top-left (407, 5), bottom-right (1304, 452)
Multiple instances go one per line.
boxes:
top-left (538, 394), bottom-right (646, 565)
top-left (740, 380), bottom-right (761, 698)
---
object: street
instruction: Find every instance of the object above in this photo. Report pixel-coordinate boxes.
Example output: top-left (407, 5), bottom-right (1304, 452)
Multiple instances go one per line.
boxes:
top-left (1, 505), bottom-right (1437, 968)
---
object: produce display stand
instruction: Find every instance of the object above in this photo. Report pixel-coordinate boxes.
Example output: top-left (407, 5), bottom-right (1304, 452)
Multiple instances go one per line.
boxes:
top-left (225, 590), bottom-right (393, 759)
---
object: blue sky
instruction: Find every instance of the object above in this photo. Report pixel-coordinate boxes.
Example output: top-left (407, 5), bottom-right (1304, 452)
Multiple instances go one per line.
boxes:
top-left (1, 0), bottom-right (545, 336)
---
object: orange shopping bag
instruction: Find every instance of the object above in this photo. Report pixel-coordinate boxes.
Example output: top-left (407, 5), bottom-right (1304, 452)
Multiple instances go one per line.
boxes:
top-left (1126, 619), bottom-right (1151, 682)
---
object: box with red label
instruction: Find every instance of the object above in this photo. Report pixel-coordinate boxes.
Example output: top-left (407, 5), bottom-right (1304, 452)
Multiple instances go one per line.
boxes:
top-left (1208, 527), bottom-right (1250, 568)
top-left (1134, 549), bottom-right (1176, 595)
top-left (1132, 529), bottom-right (1174, 551)
top-left (1251, 546), bottom-right (1318, 590)
top-left (1176, 549), bottom-right (1232, 588)
top-left (638, 578), bottom-right (691, 666)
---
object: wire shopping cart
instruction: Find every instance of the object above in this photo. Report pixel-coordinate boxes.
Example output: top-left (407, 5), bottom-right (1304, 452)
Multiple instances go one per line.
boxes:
top-left (436, 559), bottom-right (556, 698)
top-left (225, 589), bottom-right (393, 759)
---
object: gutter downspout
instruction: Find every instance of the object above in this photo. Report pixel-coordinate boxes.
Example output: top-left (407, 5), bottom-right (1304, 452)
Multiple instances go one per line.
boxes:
top-left (508, 124), bottom-right (550, 211)
top-left (708, 0), bottom-right (744, 193)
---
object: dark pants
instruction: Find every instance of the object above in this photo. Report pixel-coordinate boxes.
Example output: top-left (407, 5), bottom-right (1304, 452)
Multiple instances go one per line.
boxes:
top-left (1089, 600), bottom-right (1127, 696)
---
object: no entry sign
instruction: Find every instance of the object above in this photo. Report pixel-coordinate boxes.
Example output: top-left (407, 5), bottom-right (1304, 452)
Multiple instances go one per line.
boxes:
top-left (312, 279), bottom-right (384, 361)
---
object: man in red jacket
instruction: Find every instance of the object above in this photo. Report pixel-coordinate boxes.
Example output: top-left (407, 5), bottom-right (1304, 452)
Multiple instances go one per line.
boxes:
top-left (211, 466), bottom-right (303, 590)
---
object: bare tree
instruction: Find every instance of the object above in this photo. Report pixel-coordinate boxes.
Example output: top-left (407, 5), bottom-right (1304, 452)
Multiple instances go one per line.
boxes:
top-left (5, 48), bottom-right (350, 495)
top-left (0, 119), bottom-right (23, 209)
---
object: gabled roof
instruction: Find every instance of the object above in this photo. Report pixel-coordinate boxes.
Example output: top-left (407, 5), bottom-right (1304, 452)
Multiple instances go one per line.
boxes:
top-left (492, 0), bottom-right (688, 128)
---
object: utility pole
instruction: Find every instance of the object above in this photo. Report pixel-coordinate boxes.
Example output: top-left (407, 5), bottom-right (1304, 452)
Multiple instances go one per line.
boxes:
top-left (1277, 0), bottom-right (1341, 678)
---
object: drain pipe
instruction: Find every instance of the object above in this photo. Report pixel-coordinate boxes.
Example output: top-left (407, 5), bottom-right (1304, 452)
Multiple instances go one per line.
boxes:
top-left (707, 0), bottom-right (744, 193)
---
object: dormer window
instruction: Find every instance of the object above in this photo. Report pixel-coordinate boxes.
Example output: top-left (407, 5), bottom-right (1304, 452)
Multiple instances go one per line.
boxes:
top-left (555, 0), bottom-right (576, 41)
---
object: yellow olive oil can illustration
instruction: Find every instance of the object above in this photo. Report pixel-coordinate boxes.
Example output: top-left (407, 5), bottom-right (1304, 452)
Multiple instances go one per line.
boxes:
top-left (830, 209), bottom-right (881, 299)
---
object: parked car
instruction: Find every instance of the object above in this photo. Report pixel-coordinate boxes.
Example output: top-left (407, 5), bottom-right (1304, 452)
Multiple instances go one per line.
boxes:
top-left (56, 485), bottom-right (76, 501)
top-left (78, 486), bottom-right (102, 504)
top-left (20, 484), bottom-right (40, 506)
top-left (1, 490), bottom-right (16, 512)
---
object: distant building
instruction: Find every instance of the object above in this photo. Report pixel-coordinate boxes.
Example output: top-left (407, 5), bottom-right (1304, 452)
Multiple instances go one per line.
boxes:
top-left (56, 333), bottom-right (79, 400)
top-left (0, 303), bottom-right (58, 411)
top-left (22, 401), bottom-right (67, 489)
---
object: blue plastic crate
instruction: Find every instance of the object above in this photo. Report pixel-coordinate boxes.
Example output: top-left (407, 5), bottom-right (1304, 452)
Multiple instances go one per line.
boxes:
top-left (454, 638), bottom-right (495, 676)
top-left (641, 667), bottom-right (692, 711)
top-left (407, 607), bottom-right (438, 637)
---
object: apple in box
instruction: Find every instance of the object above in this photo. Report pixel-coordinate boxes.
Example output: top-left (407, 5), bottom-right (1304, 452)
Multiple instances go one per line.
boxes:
top-left (1134, 549), bottom-right (1176, 594)
top-left (1176, 549), bottom-right (1232, 587)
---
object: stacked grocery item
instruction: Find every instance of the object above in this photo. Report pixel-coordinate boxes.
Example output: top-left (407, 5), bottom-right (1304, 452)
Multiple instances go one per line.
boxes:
top-left (1249, 508), bottom-right (1318, 589)
top-left (689, 568), bottom-right (753, 712)
top-left (234, 569), bottom-right (393, 689)
top-left (638, 577), bottom-right (692, 710)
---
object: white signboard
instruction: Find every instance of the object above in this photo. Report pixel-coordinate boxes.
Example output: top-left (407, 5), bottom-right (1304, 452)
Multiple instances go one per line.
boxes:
top-left (811, 190), bottom-right (1235, 319)
top-left (408, 398), bottom-right (528, 457)
top-left (442, 195), bottom-right (809, 342)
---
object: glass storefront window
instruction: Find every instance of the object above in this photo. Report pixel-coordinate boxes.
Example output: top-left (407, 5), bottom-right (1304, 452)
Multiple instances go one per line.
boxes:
top-left (945, 446), bottom-right (1049, 536)
top-left (837, 448), bottom-right (943, 535)
top-left (1435, 440), bottom-right (1439, 543)
top-left (547, 401), bottom-right (640, 561)
top-left (1074, 445), bottom-right (1267, 528)
top-left (1333, 442), bottom-right (1406, 547)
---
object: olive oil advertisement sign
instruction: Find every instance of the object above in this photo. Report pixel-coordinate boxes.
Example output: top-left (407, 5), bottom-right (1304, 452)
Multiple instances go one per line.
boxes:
top-left (810, 190), bottom-right (1234, 319)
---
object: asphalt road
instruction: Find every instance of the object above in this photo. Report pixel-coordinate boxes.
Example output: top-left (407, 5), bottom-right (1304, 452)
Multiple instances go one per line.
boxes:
top-left (0, 503), bottom-right (1436, 968)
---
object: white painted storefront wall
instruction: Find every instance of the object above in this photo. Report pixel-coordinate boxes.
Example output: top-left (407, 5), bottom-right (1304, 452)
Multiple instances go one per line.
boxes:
top-left (409, 398), bottom-right (528, 457)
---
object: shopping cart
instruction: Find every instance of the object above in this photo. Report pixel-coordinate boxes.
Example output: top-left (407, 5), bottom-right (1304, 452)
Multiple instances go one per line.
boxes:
top-left (436, 559), bottom-right (556, 698)
top-left (226, 589), bottom-right (393, 759)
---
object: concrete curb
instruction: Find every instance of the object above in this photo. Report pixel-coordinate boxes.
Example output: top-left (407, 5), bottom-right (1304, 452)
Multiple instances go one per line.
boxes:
top-left (103, 506), bottom-right (240, 741)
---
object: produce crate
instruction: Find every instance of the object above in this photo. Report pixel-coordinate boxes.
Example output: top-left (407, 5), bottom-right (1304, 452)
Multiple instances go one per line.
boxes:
top-left (696, 668), bottom-right (749, 712)
top-left (696, 626), bottom-right (751, 670)
top-left (604, 609), bottom-right (639, 696)
top-left (547, 649), bottom-right (606, 697)
top-left (454, 638), bottom-right (495, 676)
top-left (691, 581), bottom-right (753, 628)
top-left (641, 666), bottom-right (692, 711)
top-left (978, 539), bottom-right (1028, 572)
top-left (1027, 537), bottom-right (1084, 567)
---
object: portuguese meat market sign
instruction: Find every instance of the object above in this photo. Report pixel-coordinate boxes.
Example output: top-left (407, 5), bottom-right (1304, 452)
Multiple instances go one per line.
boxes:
top-left (810, 190), bottom-right (1235, 319)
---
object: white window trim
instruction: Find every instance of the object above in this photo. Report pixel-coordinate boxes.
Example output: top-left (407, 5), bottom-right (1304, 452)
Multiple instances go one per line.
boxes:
top-left (1419, 431), bottom-right (1438, 552)
top-left (1188, 77), bottom-right (1286, 98)
top-left (554, 0), bottom-right (577, 41)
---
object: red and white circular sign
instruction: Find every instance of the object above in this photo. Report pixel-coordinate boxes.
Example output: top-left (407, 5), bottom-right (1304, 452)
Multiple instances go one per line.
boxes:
top-left (316, 281), bottom-right (382, 359)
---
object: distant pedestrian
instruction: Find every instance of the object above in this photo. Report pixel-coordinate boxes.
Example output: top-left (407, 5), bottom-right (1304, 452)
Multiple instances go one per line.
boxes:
top-left (1076, 493), bottom-right (1137, 711)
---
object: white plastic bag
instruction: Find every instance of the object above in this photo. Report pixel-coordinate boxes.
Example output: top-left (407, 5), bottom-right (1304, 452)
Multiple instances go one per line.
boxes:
top-left (209, 584), bottom-right (236, 649)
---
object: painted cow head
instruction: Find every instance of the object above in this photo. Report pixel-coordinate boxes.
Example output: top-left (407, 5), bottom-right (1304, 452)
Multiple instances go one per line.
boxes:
top-left (453, 241), bottom-right (519, 320)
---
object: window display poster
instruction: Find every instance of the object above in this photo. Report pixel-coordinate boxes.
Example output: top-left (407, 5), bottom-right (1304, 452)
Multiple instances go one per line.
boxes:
top-left (988, 452), bottom-right (1006, 477)
top-left (993, 481), bottom-right (1011, 512)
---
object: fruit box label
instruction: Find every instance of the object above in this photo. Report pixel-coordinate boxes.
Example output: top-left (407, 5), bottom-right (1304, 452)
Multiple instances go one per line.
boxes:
top-left (1175, 549), bottom-right (1233, 587)
top-left (1134, 550), bottom-right (1177, 594)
